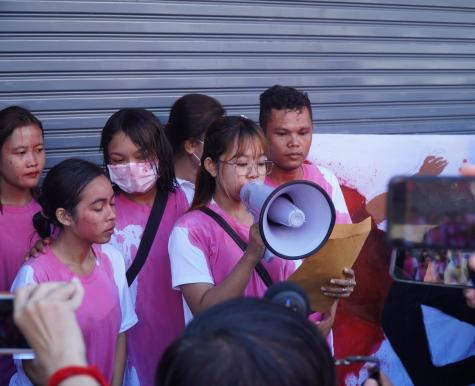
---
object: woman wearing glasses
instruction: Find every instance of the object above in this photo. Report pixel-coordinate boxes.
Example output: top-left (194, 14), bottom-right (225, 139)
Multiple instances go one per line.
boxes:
top-left (168, 116), bottom-right (295, 322)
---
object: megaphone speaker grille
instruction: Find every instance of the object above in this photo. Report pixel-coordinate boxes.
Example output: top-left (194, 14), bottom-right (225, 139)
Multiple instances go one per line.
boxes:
top-left (259, 180), bottom-right (336, 260)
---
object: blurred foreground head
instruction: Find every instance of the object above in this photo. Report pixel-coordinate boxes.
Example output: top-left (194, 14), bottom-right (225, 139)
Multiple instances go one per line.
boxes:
top-left (156, 297), bottom-right (336, 386)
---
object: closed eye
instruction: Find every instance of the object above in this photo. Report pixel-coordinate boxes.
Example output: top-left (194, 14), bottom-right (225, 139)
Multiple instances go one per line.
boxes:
top-left (110, 158), bottom-right (126, 164)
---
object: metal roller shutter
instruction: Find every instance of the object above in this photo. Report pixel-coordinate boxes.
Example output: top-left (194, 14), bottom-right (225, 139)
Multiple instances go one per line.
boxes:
top-left (1, 0), bottom-right (475, 167)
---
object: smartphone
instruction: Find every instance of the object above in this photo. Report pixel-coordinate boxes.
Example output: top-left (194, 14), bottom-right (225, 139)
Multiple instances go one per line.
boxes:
top-left (0, 293), bottom-right (32, 354)
top-left (387, 176), bottom-right (475, 249)
top-left (389, 247), bottom-right (475, 288)
top-left (334, 356), bottom-right (381, 384)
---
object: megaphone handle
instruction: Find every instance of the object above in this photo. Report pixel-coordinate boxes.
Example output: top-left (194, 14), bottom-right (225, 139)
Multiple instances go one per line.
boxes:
top-left (263, 248), bottom-right (274, 262)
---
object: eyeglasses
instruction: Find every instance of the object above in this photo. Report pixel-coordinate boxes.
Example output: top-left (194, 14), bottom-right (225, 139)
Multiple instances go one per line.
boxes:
top-left (220, 159), bottom-right (273, 176)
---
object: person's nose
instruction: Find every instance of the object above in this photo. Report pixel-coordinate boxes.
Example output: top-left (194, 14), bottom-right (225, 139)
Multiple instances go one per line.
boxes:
top-left (247, 162), bottom-right (259, 179)
top-left (26, 150), bottom-right (39, 167)
top-left (289, 133), bottom-right (300, 148)
top-left (107, 204), bottom-right (116, 222)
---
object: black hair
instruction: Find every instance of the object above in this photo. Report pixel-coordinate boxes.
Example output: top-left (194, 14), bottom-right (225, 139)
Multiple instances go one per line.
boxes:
top-left (166, 94), bottom-right (225, 155)
top-left (0, 106), bottom-right (44, 211)
top-left (0, 106), bottom-right (43, 149)
top-left (156, 297), bottom-right (336, 386)
top-left (100, 108), bottom-right (176, 194)
top-left (259, 85), bottom-right (313, 131)
top-left (33, 158), bottom-right (106, 238)
top-left (191, 116), bottom-right (267, 210)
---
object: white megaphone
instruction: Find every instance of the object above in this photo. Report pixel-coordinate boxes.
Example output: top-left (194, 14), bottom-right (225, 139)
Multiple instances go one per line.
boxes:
top-left (240, 180), bottom-right (336, 260)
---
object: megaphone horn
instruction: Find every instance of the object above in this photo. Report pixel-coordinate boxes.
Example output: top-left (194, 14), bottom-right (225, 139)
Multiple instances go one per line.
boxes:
top-left (240, 181), bottom-right (336, 260)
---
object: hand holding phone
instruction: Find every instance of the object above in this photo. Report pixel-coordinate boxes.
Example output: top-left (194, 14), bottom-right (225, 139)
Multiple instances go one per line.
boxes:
top-left (13, 280), bottom-right (87, 377)
top-left (387, 176), bottom-right (475, 250)
top-left (0, 293), bottom-right (31, 354)
top-left (387, 176), bottom-right (475, 289)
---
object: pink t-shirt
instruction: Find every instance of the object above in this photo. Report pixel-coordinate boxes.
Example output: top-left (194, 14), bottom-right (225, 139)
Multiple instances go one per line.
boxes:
top-left (0, 200), bottom-right (40, 292)
top-left (0, 200), bottom-right (40, 386)
top-left (10, 243), bottom-right (137, 385)
top-left (108, 190), bottom-right (188, 386)
top-left (168, 202), bottom-right (296, 323)
top-left (265, 160), bottom-right (352, 351)
top-left (265, 160), bottom-right (352, 225)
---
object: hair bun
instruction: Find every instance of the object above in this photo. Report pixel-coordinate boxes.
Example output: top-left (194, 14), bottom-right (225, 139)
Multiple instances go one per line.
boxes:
top-left (32, 211), bottom-right (52, 239)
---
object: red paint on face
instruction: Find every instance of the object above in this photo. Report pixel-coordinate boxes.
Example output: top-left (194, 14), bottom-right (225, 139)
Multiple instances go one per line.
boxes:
top-left (333, 184), bottom-right (393, 385)
top-left (0, 124), bottom-right (45, 191)
top-left (69, 175), bottom-right (116, 244)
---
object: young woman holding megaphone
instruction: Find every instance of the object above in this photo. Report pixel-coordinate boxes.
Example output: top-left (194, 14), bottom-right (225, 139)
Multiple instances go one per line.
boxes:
top-left (168, 116), bottom-right (354, 339)
top-left (168, 116), bottom-right (293, 321)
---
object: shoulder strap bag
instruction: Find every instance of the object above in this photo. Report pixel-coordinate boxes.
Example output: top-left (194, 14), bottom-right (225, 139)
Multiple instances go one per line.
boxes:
top-left (198, 206), bottom-right (273, 288)
top-left (126, 189), bottom-right (168, 286)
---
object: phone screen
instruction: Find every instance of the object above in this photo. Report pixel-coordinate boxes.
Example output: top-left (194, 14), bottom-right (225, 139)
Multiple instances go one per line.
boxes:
top-left (0, 294), bottom-right (31, 354)
top-left (390, 248), bottom-right (475, 288)
top-left (334, 356), bottom-right (381, 384)
top-left (387, 176), bottom-right (475, 249)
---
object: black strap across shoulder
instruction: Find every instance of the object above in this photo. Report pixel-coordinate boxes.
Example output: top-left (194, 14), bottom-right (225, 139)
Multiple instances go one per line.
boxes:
top-left (198, 206), bottom-right (274, 288)
top-left (126, 189), bottom-right (168, 286)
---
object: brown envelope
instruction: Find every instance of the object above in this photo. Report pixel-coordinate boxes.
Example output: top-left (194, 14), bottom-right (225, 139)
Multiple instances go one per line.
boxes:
top-left (288, 217), bottom-right (372, 313)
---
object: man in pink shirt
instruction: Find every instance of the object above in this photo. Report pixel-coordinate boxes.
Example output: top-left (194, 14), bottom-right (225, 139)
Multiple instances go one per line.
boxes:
top-left (259, 85), bottom-right (352, 225)
top-left (259, 85), bottom-right (356, 345)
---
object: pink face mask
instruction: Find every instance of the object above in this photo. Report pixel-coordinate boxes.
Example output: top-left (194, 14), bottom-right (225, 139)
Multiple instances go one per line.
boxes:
top-left (107, 162), bottom-right (159, 194)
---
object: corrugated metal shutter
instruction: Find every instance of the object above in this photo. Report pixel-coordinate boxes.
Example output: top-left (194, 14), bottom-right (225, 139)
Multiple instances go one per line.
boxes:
top-left (1, 0), bottom-right (475, 168)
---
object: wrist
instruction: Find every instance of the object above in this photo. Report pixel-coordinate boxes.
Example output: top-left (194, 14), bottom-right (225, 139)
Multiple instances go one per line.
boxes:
top-left (243, 249), bottom-right (262, 265)
top-left (45, 356), bottom-right (88, 379)
top-left (48, 365), bottom-right (108, 386)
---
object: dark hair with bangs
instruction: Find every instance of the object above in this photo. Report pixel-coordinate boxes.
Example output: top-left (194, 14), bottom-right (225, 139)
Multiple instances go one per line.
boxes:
top-left (259, 85), bottom-right (313, 131)
top-left (0, 106), bottom-right (43, 150)
top-left (100, 108), bottom-right (176, 194)
top-left (190, 116), bottom-right (266, 210)
top-left (166, 93), bottom-right (225, 155)
top-left (156, 297), bottom-right (336, 386)
top-left (0, 106), bottom-right (44, 211)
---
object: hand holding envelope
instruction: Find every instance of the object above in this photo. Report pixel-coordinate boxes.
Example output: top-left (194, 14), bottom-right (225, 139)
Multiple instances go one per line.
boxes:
top-left (289, 217), bottom-right (372, 313)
